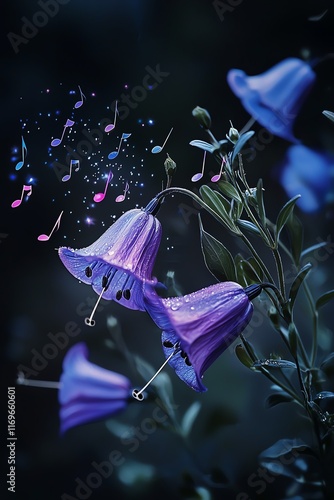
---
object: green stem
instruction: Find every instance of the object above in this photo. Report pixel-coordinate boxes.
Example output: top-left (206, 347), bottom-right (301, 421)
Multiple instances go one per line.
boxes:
top-left (304, 284), bottom-right (319, 367)
top-left (272, 247), bottom-right (286, 301)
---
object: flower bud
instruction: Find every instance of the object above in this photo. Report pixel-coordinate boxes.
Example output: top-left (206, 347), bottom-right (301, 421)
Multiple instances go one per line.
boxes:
top-left (164, 154), bottom-right (177, 176)
top-left (192, 106), bottom-right (212, 130)
top-left (228, 123), bottom-right (240, 143)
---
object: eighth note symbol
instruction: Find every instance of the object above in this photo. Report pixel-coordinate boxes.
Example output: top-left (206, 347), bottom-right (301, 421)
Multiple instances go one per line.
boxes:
top-left (211, 158), bottom-right (226, 183)
top-left (105, 101), bottom-right (118, 133)
top-left (51, 118), bottom-right (75, 147)
top-left (62, 159), bottom-right (80, 182)
top-left (11, 185), bottom-right (33, 208)
top-left (191, 151), bottom-right (207, 182)
top-left (74, 86), bottom-right (86, 109)
top-left (108, 133), bottom-right (131, 160)
top-left (151, 127), bottom-right (173, 154)
top-left (15, 136), bottom-right (27, 171)
top-left (37, 211), bottom-right (64, 242)
top-left (115, 181), bottom-right (129, 203)
top-left (93, 171), bottom-right (113, 203)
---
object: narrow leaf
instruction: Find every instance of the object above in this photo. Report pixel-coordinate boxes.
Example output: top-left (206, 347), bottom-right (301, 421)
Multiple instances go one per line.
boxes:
top-left (253, 359), bottom-right (297, 369)
top-left (276, 195), bottom-right (301, 242)
top-left (286, 212), bottom-right (304, 265)
top-left (181, 401), bottom-right (201, 437)
top-left (265, 393), bottom-right (294, 409)
top-left (320, 352), bottom-right (334, 376)
top-left (189, 139), bottom-right (215, 153)
top-left (231, 130), bottom-right (255, 164)
top-left (199, 185), bottom-right (237, 232)
top-left (199, 215), bottom-right (236, 282)
top-left (323, 110), bottom-right (334, 123)
top-left (301, 242), bottom-right (329, 260)
top-left (237, 219), bottom-right (262, 236)
top-left (235, 344), bottom-right (253, 369)
top-left (289, 263), bottom-right (312, 308)
top-left (288, 323), bottom-right (298, 358)
top-left (240, 259), bottom-right (261, 284)
top-left (216, 180), bottom-right (241, 202)
top-left (316, 289), bottom-right (334, 310)
top-left (256, 178), bottom-right (266, 226)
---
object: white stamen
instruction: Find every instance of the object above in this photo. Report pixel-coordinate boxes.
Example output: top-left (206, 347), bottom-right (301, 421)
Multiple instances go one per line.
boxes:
top-left (132, 350), bottom-right (177, 401)
top-left (85, 286), bottom-right (106, 327)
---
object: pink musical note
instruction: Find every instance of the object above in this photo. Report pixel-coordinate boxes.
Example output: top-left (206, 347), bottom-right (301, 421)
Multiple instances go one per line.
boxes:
top-left (93, 171), bottom-right (113, 203)
top-left (191, 151), bottom-right (207, 182)
top-left (51, 118), bottom-right (75, 147)
top-left (211, 158), bottom-right (226, 182)
top-left (151, 127), bottom-right (173, 154)
top-left (11, 184), bottom-right (32, 208)
top-left (74, 86), bottom-right (86, 109)
top-left (115, 181), bottom-right (129, 203)
top-left (62, 159), bottom-right (80, 182)
top-left (108, 133), bottom-right (131, 160)
top-left (105, 101), bottom-right (118, 133)
top-left (37, 211), bottom-right (64, 241)
top-left (15, 136), bottom-right (27, 171)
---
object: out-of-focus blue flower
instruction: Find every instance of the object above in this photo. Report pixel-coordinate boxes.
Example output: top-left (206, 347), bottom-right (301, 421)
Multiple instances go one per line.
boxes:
top-left (144, 282), bottom-right (260, 392)
top-left (227, 58), bottom-right (316, 143)
top-left (58, 208), bottom-right (162, 317)
top-left (279, 145), bottom-right (334, 212)
top-left (59, 342), bottom-right (131, 434)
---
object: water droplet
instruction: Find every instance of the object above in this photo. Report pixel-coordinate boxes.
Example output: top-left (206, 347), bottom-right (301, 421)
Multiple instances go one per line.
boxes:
top-left (171, 303), bottom-right (180, 311)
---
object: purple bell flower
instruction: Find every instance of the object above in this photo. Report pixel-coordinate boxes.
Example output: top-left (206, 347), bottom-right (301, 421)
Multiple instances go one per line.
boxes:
top-left (227, 58), bottom-right (316, 143)
top-left (279, 145), bottom-right (334, 212)
top-left (59, 342), bottom-right (131, 434)
top-left (58, 208), bottom-right (162, 325)
top-left (143, 282), bottom-right (260, 392)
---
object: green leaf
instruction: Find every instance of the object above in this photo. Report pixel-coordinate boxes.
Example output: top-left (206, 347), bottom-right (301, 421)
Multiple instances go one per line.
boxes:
top-left (181, 401), bottom-right (201, 437)
top-left (214, 190), bottom-right (231, 213)
top-left (234, 254), bottom-right (248, 287)
top-left (237, 219), bottom-right (262, 236)
top-left (275, 195), bottom-right (301, 242)
top-left (316, 289), bottom-right (334, 310)
top-left (247, 257), bottom-right (264, 281)
top-left (235, 344), bottom-right (254, 369)
top-left (253, 359), bottom-right (297, 370)
top-left (229, 198), bottom-right (243, 221)
top-left (199, 185), bottom-right (237, 232)
top-left (198, 215), bottom-right (236, 282)
top-left (216, 180), bottom-right (241, 202)
top-left (301, 242), bottom-right (329, 260)
top-left (189, 139), bottom-right (215, 153)
top-left (231, 130), bottom-right (255, 164)
top-left (289, 263), bottom-right (312, 308)
top-left (241, 258), bottom-right (262, 283)
top-left (256, 178), bottom-right (266, 226)
top-left (286, 212), bottom-right (304, 265)
top-left (265, 393), bottom-right (294, 409)
top-left (323, 109), bottom-right (334, 123)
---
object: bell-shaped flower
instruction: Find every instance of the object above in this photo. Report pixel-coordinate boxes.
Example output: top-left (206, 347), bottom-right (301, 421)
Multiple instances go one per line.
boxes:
top-left (59, 342), bottom-right (131, 434)
top-left (142, 282), bottom-right (261, 392)
top-left (279, 145), bottom-right (334, 212)
top-left (58, 208), bottom-right (162, 325)
top-left (227, 58), bottom-right (316, 143)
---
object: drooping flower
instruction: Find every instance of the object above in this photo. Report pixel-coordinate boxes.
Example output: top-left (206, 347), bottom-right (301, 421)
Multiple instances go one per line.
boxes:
top-left (59, 342), bottom-right (131, 434)
top-left (143, 282), bottom-right (261, 392)
top-left (58, 207), bottom-right (162, 325)
top-left (279, 145), bottom-right (334, 212)
top-left (227, 58), bottom-right (316, 143)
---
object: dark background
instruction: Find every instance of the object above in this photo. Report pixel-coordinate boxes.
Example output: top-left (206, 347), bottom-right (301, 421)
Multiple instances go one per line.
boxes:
top-left (1, 1), bottom-right (334, 499)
